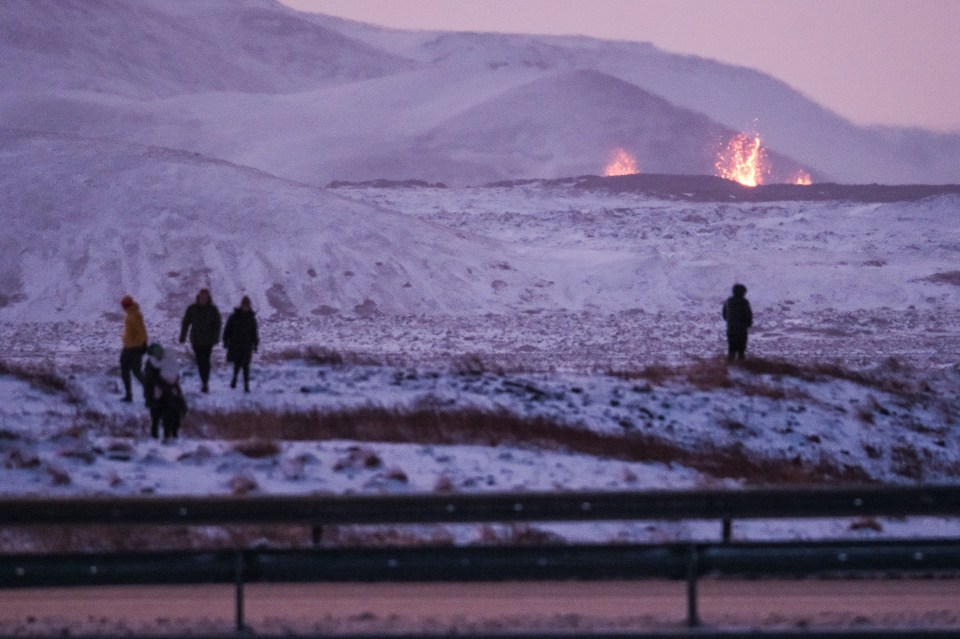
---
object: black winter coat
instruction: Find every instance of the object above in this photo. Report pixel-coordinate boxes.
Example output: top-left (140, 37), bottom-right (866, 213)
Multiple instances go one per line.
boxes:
top-left (223, 309), bottom-right (259, 363)
top-left (722, 295), bottom-right (753, 335)
top-left (180, 302), bottom-right (222, 346)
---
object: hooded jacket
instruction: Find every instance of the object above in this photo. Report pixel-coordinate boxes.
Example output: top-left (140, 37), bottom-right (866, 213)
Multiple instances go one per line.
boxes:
top-left (722, 286), bottom-right (753, 334)
top-left (122, 303), bottom-right (148, 348)
top-left (223, 307), bottom-right (259, 360)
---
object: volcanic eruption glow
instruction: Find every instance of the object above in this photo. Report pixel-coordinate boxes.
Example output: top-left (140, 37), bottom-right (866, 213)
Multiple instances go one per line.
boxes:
top-left (792, 170), bottom-right (813, 185)
top-left (715, 133), bottom-right (768, 187)
top-left (604, 148), bottom-right (639, 176)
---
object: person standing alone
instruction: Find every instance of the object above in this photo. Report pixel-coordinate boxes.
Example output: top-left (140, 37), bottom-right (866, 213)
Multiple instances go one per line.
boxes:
top-left (223, 296), bottom-right (259, 393)
top-left (119, 295), bottom-right (148, 402)
top-left (722, 283), bottom-right (753, 361)
top-left (179, 288), bottom-right (221, 393)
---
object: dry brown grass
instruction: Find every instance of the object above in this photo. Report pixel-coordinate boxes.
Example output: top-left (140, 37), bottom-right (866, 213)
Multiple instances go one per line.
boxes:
top-left (610, 358), bottom-right (807, 400)
top-left (193, 405), bottom-right (871, 486)
top-left (741, 357), bottom-right (924, 400)
top-left (887, 444), bottom-right (960, 482)
top-left (232, 438), bottom-right (281, 459)
top-left (319, 524), bottom-right (455, 548)
top-left (0, 358), bottom-right (74, 396)
top-left (267, 346), bottom-right (384, 367)
top-left (476, 524), bottom-right (565, 546)
top-left (611, 357), bottom-right (926, 403)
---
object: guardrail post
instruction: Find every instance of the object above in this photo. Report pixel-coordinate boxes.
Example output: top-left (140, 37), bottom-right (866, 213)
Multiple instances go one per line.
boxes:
top-left (722, 517), bottom-right (732, 543)
top-left (311, 524), bottom-right (323, 547)
top-left (235, 550), bottom-right (246, 633)
top-left (685, 544), bottom-right (700, 627)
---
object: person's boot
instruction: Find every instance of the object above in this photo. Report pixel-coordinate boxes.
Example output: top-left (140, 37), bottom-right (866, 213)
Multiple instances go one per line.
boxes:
top-left (202, 382), bottom-right (209, 393)
top-left (121, 394), bottom-right (132, 403)
top-left (230, 375), bottom-right (237, 389)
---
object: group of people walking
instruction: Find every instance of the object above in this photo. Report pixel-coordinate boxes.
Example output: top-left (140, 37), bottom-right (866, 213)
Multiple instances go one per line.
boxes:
top-left (119, 289), bottom-right (259, 439)
top-left (118, 282), bottom-right (754, 440)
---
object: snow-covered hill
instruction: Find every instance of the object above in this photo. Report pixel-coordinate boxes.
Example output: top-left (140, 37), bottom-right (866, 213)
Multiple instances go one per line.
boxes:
top-left (0, 0), bottom-right (409, 97)
top-left (2, 127), bottom-right (959, 326)
top-left (405, 69), bottom-right (808, 184)
top-left (0, 130), bottom-right (551, 321)
top-left (308, 11), bottom-right (960, 185)
top-left (1, 0), bottom-right (958, 185)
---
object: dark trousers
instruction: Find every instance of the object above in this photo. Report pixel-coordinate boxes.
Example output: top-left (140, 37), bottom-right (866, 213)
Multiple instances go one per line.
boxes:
top-left (727, 330), bottom-right (748, 360)
top-left (192, 343), bottom-right (214, 387)
top-left (150, 406), bottom-right (181, 439)
top-left (231, 354), bottom-right (251, 390)
top-left (120, 346), bottom-right (146, 397)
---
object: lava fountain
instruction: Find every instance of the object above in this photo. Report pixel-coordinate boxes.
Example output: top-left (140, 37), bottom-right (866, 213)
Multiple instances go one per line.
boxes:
top-left (604, 148), bottom-right (639, 176)
top-left (715, 133), bottom-right (769, 187)
top-left (792, 170), bottom-right (813, 185)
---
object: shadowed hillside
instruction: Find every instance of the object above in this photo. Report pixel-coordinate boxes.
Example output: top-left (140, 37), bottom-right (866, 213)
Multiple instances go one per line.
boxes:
top-left (1, 0), bottom-right (958, 185)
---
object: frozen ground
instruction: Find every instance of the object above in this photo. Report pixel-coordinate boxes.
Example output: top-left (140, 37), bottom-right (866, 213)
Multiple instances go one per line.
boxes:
top-left (2, 1), bottom-right (959, 630)
top-left (2, 181), bottom-right (959, 638)
top-left (2, 182), bottom-right (960, 552)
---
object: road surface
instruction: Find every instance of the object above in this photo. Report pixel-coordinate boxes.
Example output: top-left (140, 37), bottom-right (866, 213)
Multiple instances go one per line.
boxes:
top-left (1, 579), bottom-right (958, 633)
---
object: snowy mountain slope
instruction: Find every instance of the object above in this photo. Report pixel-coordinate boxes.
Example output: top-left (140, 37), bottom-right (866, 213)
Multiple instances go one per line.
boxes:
top-left (583, 43), bottom-right (960, 186)
top-left (0, 0), bottom-right (410, 98)
top-left (0, 130), bottom-right (727, 323)
top-left (406, 69), bottom-right (810, 184)
top-left (2, 0), bottom-right (958, 186)
top-left (0, 130), bottom-right (555, 322)
top-left (3, 125), bottom-right (960, 325)
top-left (0, 66), bottom-right (811, 188)
top-left (327, 20), bottom-right (960, 184)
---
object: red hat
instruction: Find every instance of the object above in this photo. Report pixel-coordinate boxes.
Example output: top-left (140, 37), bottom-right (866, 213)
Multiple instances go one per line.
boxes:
top-left (121, 295), bottom-right (134, 309)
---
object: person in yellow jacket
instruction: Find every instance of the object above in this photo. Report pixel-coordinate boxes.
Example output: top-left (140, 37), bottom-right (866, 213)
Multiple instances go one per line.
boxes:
top-left (120, 295), bottom-right (148, 402)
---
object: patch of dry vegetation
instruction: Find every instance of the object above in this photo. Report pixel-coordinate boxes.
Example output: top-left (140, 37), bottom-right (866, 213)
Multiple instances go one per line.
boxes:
top-left (610, 356), bottom-right (928, 402)
top-left (266, 346), bottom-right (385, 367)
top-left (194, 405), bottom-right (870, 485)
top-left (0, 358), bottom-right (74, 397)
top-left (921, 270), bottom-right (960, 286)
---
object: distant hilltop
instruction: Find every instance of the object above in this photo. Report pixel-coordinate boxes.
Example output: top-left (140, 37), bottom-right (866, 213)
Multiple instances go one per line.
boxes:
top-left (1, 0), bottom-right (959, 186)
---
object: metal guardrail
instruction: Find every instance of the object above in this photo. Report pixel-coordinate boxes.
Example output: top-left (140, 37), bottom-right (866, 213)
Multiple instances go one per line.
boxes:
top-left (4, 539), bottom-right (960, 587)
top-left (3, 484), bottom-right (959, 530)
top-left (4, 631), bottom-right (960, 639)
top-left (2, 485), bottom-right (960, 634)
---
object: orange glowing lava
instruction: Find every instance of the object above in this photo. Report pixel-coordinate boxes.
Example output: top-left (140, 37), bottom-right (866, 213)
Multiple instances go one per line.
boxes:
top-left (792, 170), bottom-right (813, 185)
top-left (715, 133), bottom-right (769, 187)
top-left (604, 148), bottom-right (639, 176)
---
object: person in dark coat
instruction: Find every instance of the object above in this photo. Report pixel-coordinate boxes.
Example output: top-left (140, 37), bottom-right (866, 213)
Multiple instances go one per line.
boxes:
top-left (179, 288), bottom-right (221, 393)
top-left (722, 283), bottom-right (753, 361)
top-left (143, 343), bottom-right (186, 440)
top-left (223, 296), bottom-right (259, 393)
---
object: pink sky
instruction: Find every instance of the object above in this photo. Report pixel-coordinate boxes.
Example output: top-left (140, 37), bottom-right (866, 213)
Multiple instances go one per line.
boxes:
top-left (280, 0), bottom-right (960, 132)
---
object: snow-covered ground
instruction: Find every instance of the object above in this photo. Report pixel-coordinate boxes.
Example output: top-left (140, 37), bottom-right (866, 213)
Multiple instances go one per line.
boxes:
top-left (2, 181), bottom-right (959, 551)
top-left (2, 2), bottom-right (958, 631)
